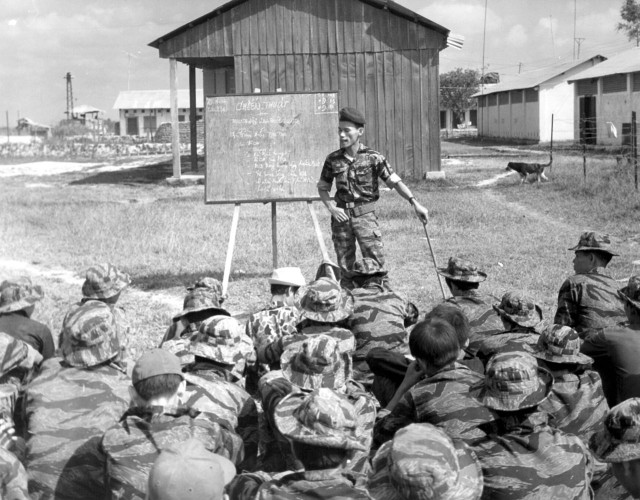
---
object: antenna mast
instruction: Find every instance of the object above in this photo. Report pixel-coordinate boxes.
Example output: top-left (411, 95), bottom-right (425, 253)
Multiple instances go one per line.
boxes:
top-left (65, 72), bottom-right (75, 120)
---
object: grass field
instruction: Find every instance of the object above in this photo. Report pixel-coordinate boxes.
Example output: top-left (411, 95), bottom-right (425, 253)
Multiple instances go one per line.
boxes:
top-left (1, 144), bottom-right (639, 356)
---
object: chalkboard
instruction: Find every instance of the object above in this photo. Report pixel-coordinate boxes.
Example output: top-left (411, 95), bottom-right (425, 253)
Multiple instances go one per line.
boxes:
top-left (205, 92), bottom-right (339, 204)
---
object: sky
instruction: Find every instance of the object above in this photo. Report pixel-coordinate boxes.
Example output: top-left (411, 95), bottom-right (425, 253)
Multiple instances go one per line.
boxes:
top-left (0, 0), bottom-right (635, 127)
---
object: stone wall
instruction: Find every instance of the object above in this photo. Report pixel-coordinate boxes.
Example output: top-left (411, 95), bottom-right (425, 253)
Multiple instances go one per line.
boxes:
top-left (154, 121), bottom-right (204, 143)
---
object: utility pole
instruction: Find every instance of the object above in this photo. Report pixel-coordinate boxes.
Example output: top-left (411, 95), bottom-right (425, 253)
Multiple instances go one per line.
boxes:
top-left (518, 62), bottom-right (523, 74)
top-left (573, 0), bottom-right (577, 59)
top-left (65, 72), bottom-right (75, 120)
top-left (575, 38), bottom-right (585, 59)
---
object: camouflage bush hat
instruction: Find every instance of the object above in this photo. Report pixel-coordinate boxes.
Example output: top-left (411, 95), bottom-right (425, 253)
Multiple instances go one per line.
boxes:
top-left (492, 291), bottom-right (543, 328)
top-left (481, 351), bottom-right (553, 411)
top-left (190, 315), bottom-right (254, 366)
top-left (297, 277), bottom-right (354, 323)
top-left (132, 348), bottom-right (183, 385)
top-left (618, 275), bottom-right (640, 310)
top-left (60, 301), bottom-right (121, 368)
top-left (591, 398), bottom-right (640, 462)
top-left (274, 388), bottom-right (367, 451)
top-left (533, 324), bottom-right (593, 365)
top-left (268, 267), bottom-right (306, 288)
top-left (568, 231), bottom-right (618, 256)
top-left (281, 334), bottom-right (352, 391)
top-left (0, 331), bottom-right (43, 379)
top-left (344, 258), bottom-right (388, 278)
top-left (81, 263), bottom-right (131, 300)
top-left (187, 277), bottom-right (224, 297)
top-left (172, 288), bottom-right (229, 322)
top-left (368, 423), bottom-right (483, 500)
top-left (437, 257), bottom-right (487, 283)
top-left (0, 277), bottom-right (44, 314)
top-left (148, 438), bottom-right (235, 500)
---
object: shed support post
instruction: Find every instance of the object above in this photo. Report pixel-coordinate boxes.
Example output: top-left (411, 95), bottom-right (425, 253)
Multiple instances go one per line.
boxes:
top-left (170, 58), bottom-right (180, 179)
top-left (189, 64), bottom-right (198, 172)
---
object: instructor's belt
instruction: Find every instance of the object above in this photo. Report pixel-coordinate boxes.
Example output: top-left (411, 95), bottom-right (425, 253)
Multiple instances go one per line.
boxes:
top-left (336, 200), bottom-right (376, 217)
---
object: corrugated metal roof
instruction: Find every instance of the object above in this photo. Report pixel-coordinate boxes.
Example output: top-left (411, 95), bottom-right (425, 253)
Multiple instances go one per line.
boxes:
top-left (471, 56), bottom-right (605, 97)
top-left (112, 90), bottom-right (204, 110)
top-left (149, 0), bottom-right (449, 49)
top-left (568, 46), bottom-right (640, 82)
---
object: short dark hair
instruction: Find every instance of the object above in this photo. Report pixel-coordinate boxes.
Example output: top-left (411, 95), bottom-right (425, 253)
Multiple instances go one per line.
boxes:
top-left (445, 277), bottom-right (479, 291)
top-left (409, 318), bottom-right (460, 370)
top-left (291, 442), bottom-right (351, 470)
top-left (133, 373), bottom-right (183, 402)
top-left (585, 250), bottom-right (613, 267)
top-left (404, 301), bottom-right (419, 328)
top-left (424, 303), bottom-right (470, 346)
top-left (270, 284), bottom-right (298, 296)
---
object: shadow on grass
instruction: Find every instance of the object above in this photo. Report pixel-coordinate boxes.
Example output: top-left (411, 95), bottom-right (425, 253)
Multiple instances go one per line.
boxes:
top-left (69, 157), bottom-right (205, 186)
top-left (134, 269), bottom-right (269, 292)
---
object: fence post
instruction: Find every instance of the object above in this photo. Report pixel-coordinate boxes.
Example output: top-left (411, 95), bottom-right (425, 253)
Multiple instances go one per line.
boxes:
top-left (583, 143), bottom-right (587, 183)
top-left (633, 111), bottom-right (637, 191)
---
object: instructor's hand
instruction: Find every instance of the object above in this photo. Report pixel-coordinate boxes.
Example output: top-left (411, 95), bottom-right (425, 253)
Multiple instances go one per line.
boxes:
top-left (413, 201), bottom-right (429, 224)
top-left (330, 206), bottom-right (349, 223)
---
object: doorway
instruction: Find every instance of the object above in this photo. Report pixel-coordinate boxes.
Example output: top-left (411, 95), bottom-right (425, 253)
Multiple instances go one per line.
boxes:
top-left (579, 96), bottom-right (596, 145)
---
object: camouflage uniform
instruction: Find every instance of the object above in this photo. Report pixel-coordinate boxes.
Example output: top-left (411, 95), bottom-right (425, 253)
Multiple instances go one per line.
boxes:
top-left (473, 352), bottom-right (593, 500)
top-left (373, 362), bottom-right (495, 449)
top-left (446, 291), bottom-right (502, 357)
top-left (317, 142), bottom-right (402, 270)
top-left (368, 423), bottom-right (483, 500)
top-left (101, 406), bottom-right (244, 500)
top-left (533, 325), bottom-right (609, 442)
top-left (247, 300), bottom-right (301, 368)
top-left (0, 447), bottom-right (29, 500)
top-left (0, 278), bottom-right (54, 359)
top-left (23, 357), bottom-right (130, 499)
top-left (228, 388), bottom-right (372, 499)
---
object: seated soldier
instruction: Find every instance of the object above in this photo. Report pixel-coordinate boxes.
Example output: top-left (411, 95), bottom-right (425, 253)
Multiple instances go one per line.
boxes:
top-left (80, 263), bottom-right (131, 307)
top-left (24, 301), bottom-right (130, 499)
top-left (368, 303), bottom-right (477, 406)
top-left (591, 398), bottom-right (640, 499)
top-left (581, 276), bottom-right (640, 407)
top-left (0, 416), bottom-right (29, 500)
top-left (368, 423), bottom-right (483, 500)
top-left (181, 315), bottom-right (258, 471)
top-left (0, 278), bottom-right (54, 359)
top-left (533, 324), bottom-right (609, 443)
top-left (100, 349), bottom-right (243, 500)
top-left (472, 351), bottom-right (593, 500)
top-left (438, 256), bottom-right (502, 357)
top-left (258, 333), bottom-right (375, 475)
top-left (147, 438), bottom-right (236, 500)
top-left (344, 258), bottom-right (418, 388)
top-left (226, 388), bottom-right (371, 499)
top-left (373, 318), bottom-right (495, 449)
top-left (477, 292), bottom-right (543, 365)
top-left (247, 267), bottom-right (305, 370)
top-left (161, 282), bottom-right (229, 345)
top-left (554, 231), bottom-right (626, 337)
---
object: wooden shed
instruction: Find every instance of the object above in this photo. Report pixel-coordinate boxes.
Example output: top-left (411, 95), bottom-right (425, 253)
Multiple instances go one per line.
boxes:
top-left (149, 0), bottom-right (450, 179)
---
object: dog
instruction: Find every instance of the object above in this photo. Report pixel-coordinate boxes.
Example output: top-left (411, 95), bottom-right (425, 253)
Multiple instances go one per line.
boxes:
top-left (506, 157), bottom-right (551, 185)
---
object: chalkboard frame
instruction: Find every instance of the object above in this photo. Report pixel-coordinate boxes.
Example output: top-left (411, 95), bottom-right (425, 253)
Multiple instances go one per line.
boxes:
top-left (204, 91), bottom-right (339, 205)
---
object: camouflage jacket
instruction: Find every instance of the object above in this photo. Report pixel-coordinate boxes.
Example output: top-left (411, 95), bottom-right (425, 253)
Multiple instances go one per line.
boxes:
top-left (538, 368), bottom-right (609, 443)
top-left (182, 370), bottom-right (258, 471)
top-left (101, 405), bottom-right (244, 500)
top-left (477, 329), bottom-right (539, 365)
top-left (23, 357), bottom-right (130, 500)
top-left (472, 411), bottom-right (593, 500)
top-left (347, 286), bottom-right (410, 361)
top-left (246, 301), bottom-right (301, 368)
top-left (0, 447), bottom-right (29, 500)
top-left (445, 291), bottom-right (503, 356)
top-left (227, 469), bottom-right (372, 500)
top-left (317, 144), bottom-right (398, 204)
top-left (373, 362), bottom-right (495, 448)
top-left (554, 268), bottom-right (626, 337)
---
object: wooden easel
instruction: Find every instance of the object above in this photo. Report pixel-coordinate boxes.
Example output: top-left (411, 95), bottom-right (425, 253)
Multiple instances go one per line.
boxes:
top-left (221, 200), bottom-right (329, 296)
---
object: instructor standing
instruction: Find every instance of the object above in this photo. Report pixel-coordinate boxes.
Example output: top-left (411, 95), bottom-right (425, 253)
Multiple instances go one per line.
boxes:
top-left (317, 107), bottom-right (429, 272)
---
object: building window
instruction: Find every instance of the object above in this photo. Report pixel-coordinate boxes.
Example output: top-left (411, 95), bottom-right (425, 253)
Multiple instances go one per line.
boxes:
top-left (498, 93), bottom-right (509, 105)
top-left (632, 72), bottom-right (640, 92)
top-left (577, 79), bottom-right (598, 96)
top-left (511, 90), bottom-right (524, 103)
top-left (603, 74), bottom-right (627, 94)
top-left (488, 94), bottom-right (497, 106)
top-left (179, 115), bottom-right (185, 122)
top-left (440, 110), bottom-right (446, 128)
top-left (525, 89), bottom-right (538, 103)
top-left (143, 116), bottom-right (157, 135)
top-left (126, 117), bottom-right (139, 136)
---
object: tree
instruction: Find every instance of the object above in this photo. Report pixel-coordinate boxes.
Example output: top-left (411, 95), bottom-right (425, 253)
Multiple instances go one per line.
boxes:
top-left (617, 0), bottom-right (640, 46)
top-left (440, 68), bottom-right (480, 127)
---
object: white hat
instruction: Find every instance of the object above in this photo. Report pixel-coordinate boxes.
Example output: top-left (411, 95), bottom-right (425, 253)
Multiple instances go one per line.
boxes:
top-left (268, 267), bottom-right (306, 288)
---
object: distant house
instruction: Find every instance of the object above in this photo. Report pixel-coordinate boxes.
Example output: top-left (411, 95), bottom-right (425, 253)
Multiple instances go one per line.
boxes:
top-left (473, 56), bottom-right (605, 142)
top-left (567, 47), bottom-right (640, 146)
top-left (112, 90), bottom-right (204, 136)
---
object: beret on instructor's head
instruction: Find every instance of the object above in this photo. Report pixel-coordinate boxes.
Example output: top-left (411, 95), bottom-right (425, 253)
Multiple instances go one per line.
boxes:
top-left (339, 107), bottom-right (365, 127)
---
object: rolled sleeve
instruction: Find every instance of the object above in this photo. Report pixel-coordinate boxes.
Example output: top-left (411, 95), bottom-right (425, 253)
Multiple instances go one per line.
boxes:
top-left (384, 173), bottom-right (402, 187)
top-left (317, 178), bottom-right (332, 191)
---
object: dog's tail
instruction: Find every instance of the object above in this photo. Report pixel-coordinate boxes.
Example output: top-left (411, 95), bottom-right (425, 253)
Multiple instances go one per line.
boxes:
top-left (543, 154), bottom-right (552, 167)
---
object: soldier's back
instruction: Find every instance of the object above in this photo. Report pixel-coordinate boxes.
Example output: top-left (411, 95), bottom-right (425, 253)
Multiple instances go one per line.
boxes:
top-left (447, 292), bottom-right (503, 356)
top-left (24, 357), bottom-right (130, 500)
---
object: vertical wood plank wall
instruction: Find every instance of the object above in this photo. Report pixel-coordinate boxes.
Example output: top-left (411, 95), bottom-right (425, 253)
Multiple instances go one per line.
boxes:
top-left (160, 0), bottom-right (445, 178)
